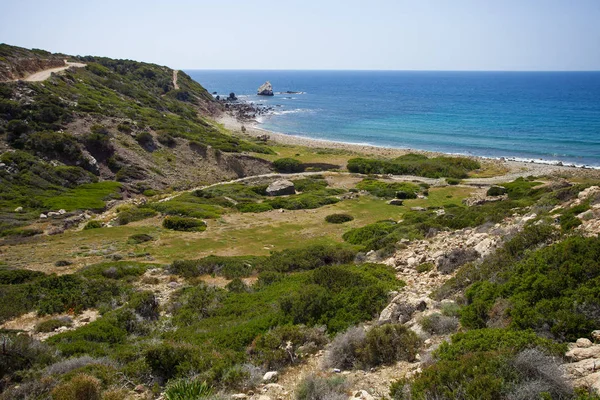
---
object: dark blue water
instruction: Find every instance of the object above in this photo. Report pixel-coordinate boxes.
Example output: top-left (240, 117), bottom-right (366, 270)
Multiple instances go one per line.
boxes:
top-left (186, 70), bottom-right (600, 167)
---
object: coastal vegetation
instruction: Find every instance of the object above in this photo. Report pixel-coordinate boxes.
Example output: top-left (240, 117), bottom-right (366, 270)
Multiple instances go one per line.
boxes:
top-left (1, 44), bottom-right (600, 399)
top-left (347, 153), bottom-right (481, 178)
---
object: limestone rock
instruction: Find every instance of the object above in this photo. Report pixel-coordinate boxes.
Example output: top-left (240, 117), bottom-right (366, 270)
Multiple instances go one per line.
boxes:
top-left (351, 390), bottom-right (375, 400)
top-left (266, 180), bottom-right (295, 196)
top-left (39, 213), bottom-right (47, 219)
top-left (14, 206), bottom-right (23, 213)
top-left (232, 394), bottom-right (247, 399)
top-left (577, 338), bottom-right (593, 348)
top-left (592, 330), bottom-right (600, 342)
top-left (263, 371), bottom-right (278, 382)
top-left (410, 207), bottom-right (427, 212)
top-left (257, 81), bottom-right (274, 96)
top-left (566, 345), bottom-right (600, 361)
top-left (388, 199), bottom-right (404, 206)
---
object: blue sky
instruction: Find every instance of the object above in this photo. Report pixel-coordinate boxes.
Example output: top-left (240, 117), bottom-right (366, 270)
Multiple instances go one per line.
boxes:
top-left (1, 0), bottom-right (599, 70)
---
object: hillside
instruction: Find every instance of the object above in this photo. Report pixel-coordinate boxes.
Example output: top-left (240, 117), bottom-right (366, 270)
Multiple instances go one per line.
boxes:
top-left (0, 44), bottom-right (273, 235)
top-left (2, 43), bottom-right (600, 400)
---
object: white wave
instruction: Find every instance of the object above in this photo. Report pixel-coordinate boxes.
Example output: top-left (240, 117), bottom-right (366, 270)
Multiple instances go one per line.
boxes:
top-left (271, 108), bottom-right (313, 116)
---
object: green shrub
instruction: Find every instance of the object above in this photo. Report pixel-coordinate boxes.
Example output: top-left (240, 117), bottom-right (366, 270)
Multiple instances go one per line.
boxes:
top-left (83, 221), bottom-right (102, 230)
top-left (347, 154), bottom-right (480, 178)
top-left (163, 216), bottom-right (207, 232)
top-left (273, 158), bottom-right (304, 173)
top-left (267, 192), bottom-right (340, 211)
top-left (164, 379), bottom-right (212, 400)
top-left (393, 329), bottom-right (571, 400)
top-left (446, 177), bottom-right (461, 185)
top-left (362, 324), bottom-right (421, 367)
top-left (0, 268), bottom-right (44, 284)
top-left (36, 317), bottom-right (73, 332)
top-left (51, 374), bottom-right (101, 400)
top-left (416, 262), bottom-right (434, 273)
top-left (80, 261), bottom-right (150, 280)
top-left (325, 213), bottom-right (354, 224)
top-left (128, 233), bottom-right (154, 244)
top-left (236, 202), bottom-right (273, 213)
top-left (355, 178), bottom-right (419, 199)
top-left (292, 177), bottom-right (328, 192)
top-left (116, 207), bottom-right (157, 225)
top-left (486, 185), bottom-right (507, 196)
top-left (263, 244), bottom-right (356, 273)
top-left (171, 255), bottom-right (264, 279)
top-left (249, 325), bottom-right (327, 369)
top-left (461, 236), bottom-right (600, 341)
top-left (135, 131), bottom-right (154, 147)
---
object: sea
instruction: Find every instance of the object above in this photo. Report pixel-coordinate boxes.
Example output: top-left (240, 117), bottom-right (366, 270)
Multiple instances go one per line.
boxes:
top-left (186, 70), bottom-right (600, 167)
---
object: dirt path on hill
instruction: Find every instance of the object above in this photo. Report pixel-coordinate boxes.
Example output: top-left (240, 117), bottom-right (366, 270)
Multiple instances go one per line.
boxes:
top-left (20, 61), bottom-right (86, 82)
top-left (173, 69), bottom-right (179, 89)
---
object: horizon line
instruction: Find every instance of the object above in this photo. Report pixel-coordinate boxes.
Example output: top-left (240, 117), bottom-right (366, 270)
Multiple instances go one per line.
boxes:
top-left (180, 68), bottom-right (600, 73)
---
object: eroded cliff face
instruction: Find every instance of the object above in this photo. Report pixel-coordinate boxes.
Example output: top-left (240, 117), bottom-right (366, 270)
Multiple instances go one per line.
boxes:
top-left (0, 57), bottom-right (65, 81)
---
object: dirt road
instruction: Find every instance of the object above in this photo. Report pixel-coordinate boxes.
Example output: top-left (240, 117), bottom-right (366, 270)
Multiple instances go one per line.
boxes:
top-left (20, 61), bottom-right (86, 82)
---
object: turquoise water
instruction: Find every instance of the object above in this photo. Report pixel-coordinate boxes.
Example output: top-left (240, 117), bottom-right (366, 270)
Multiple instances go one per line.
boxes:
top-left (186, 70), bottom-right (600, 167)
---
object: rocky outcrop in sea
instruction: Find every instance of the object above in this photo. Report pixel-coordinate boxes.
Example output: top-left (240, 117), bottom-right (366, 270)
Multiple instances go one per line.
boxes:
top-left (257, 81), bottom-right (274, 96)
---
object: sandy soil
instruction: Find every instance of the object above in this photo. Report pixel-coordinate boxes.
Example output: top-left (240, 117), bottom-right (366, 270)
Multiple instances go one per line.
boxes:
top-left (20, 61), bottom-right (86, 82)
top-left (218, 113), bottom-right (600, 181)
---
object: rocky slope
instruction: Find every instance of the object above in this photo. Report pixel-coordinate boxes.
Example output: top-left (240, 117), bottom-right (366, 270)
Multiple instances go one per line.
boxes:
top-left (0, 44), bottom-right (274, 235)
top-left (0, 44), bottom-right (66, 81)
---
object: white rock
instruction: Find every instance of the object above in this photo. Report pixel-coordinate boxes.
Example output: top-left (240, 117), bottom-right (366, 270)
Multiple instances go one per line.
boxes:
top-left (592, 330), bottom-right (600, 342)
top-left (14, 206), bottom-right (23, 213)
top-left (263, 371), bottom-right (278, 382)
top-left (566, 345), bottom-right (600, 361)
top-left (58, 209), bottom-right (66, 215)
top-left (577, 338), bottom-right (593, 348)
top-left (40, 213), bottom-right (47, 219)
top-left (351, 390), bottom-right (375, 400)
top-left (266, 180), bottom-right (295, 196)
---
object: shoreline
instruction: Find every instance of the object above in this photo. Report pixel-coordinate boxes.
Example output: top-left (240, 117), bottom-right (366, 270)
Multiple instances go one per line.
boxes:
top-left (217, 112), bottom-right (600, 179)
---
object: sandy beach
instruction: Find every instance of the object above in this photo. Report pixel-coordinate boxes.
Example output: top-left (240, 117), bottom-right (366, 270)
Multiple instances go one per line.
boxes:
top-left (217, 113), bottom-right (600, 181)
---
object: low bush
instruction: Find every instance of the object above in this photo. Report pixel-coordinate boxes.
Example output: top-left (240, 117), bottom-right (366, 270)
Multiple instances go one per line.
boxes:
top-left (415, 263), bottom-right (434, 273)
top-left (392, 329), bottom-right (571, 400)
top-left (362, 324), bottom-right (421, 367)
top-left (325, 324), bottom-right (420, 370)
top-left (446, 177), bottom-right (461, 185)
top-left (36, 316), bottom-right (73, 332)
top-left (419, 313), bottom-right (459, 335)
top-left (164, 379), bottom-right (212, 400)
top-left (128, 233), bottom-right (154, 244)
top-left (272, 158), bottom-right (304, 173)
top-left (116, 207), bottom-right (157, 225)
top-left (50, 374), bottom-right (101, 400)
top-left (324, 326), bottom-right (367, 370)
top-left (236, 202), bottom-right (273, 213)
top-left (162, 216), bottom-right (206, 232)
top-left (83, 221), bottom-right (102, 230)
top-left (249, 325), bottom-right (328, 370)
top-left (355, 178), bottom-right (419, 199)
top-left (171, 255), bottom-right (264, 279)
top-left (296, 375), bottom-right (348, 400)
top-left (347, 154), bottom-right (480, 178)
top-left (325, 213), bottom-right (354, 224)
